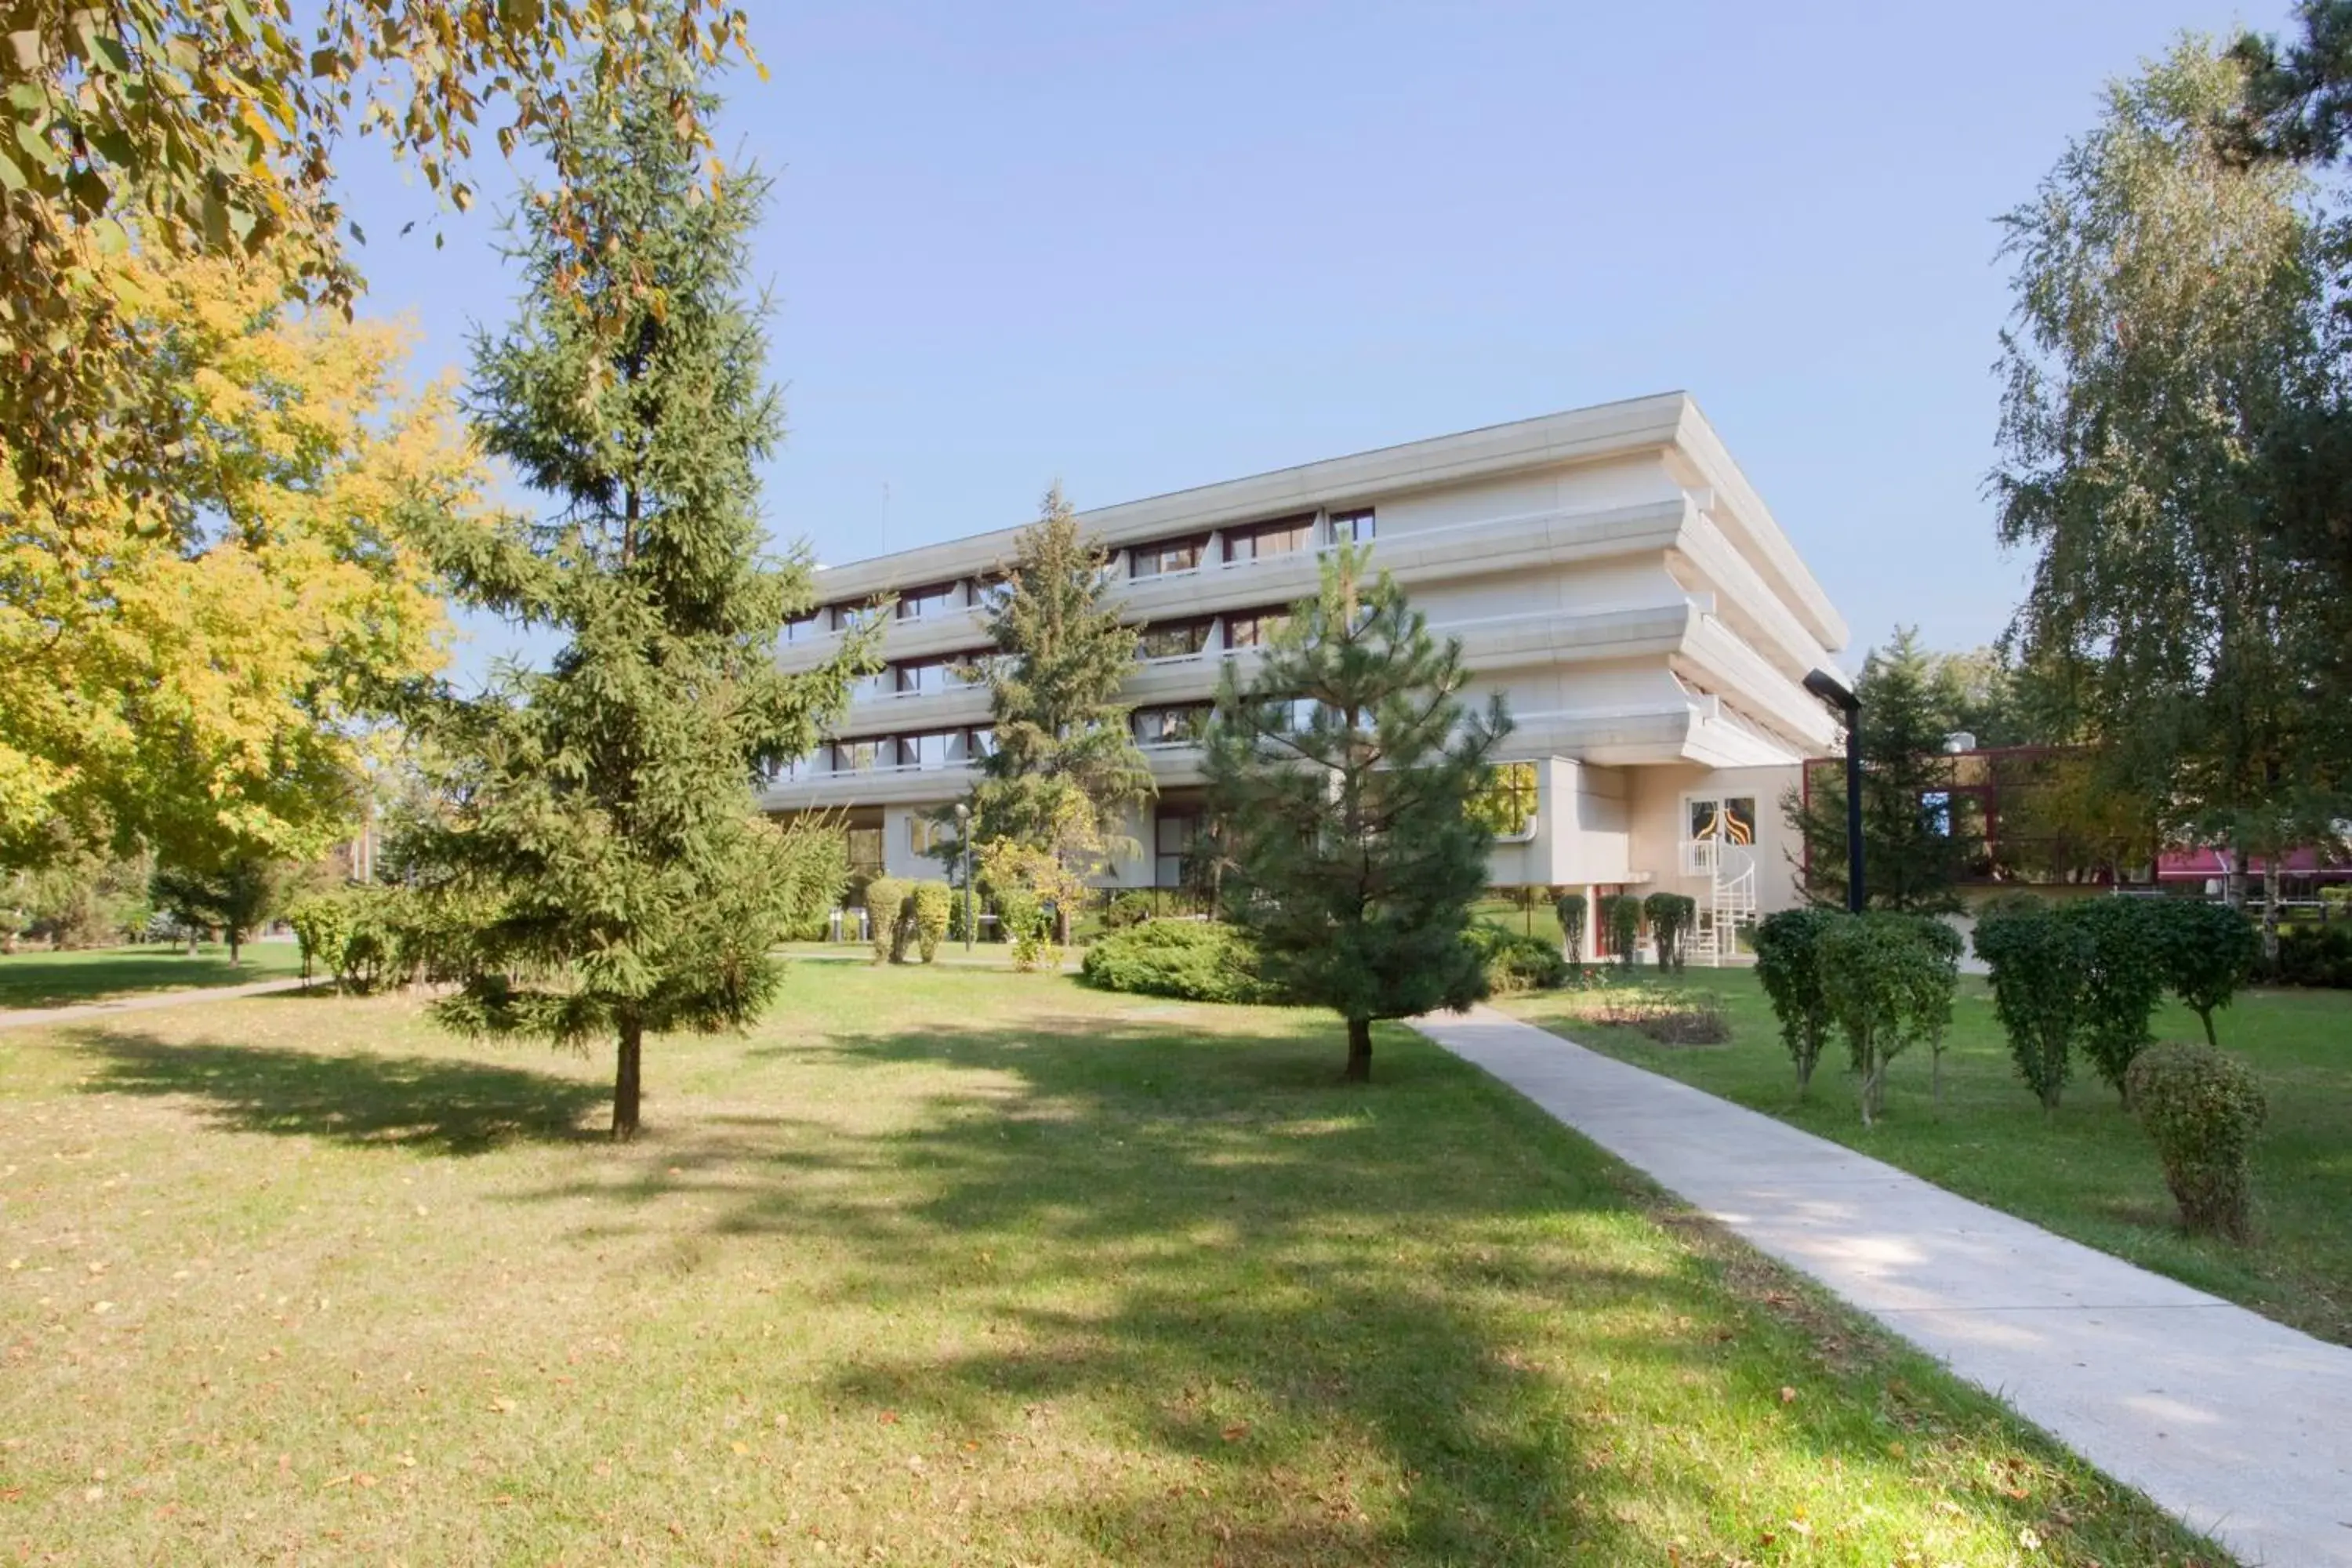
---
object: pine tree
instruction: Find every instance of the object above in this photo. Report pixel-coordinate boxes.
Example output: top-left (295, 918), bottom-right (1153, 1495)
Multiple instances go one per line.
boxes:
top-left (1205, 547), bottom-right (1508, 1082)
top-left (402, 45), bottom-right (863, 1138)
top-left (960, 485), bottom-right (1154, 897)
top-left (1783, 627), bottom-right (1976, 913)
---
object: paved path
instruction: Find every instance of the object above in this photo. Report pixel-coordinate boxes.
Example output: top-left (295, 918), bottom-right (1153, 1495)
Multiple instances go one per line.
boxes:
top-left (1411, 1005), bottom-right (2352, 1567)
top-left (0, 975), bottom-right (311, 1032)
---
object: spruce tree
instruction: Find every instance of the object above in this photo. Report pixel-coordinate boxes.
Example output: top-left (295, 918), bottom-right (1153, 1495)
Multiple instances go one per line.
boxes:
top-left (1205, 547), bottom-right (1508, 1082)
top-left (1784, 627), bottom-right (1977, 913)
top-left (960, 485), bottom-right (1154, 891)
top-left (403, 46), bottom-right (862, 1138)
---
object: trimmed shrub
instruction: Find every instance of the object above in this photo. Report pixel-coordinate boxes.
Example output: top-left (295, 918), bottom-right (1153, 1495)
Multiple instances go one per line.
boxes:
top-left (1973, 902), bottom-right (2089, 1111)
top-left (1080, 920), bottom-right (1269, 1004)
top-left (2056, 898), bottom-right (2165, 1106)
top-left (864, 877), bottom-right (910, 964)
top-left (2262, 923), bottom-right (2352, 989)
top-left (996, 889), bottom-right (1055, 971)
top-left (1753, 907), bottom-right (1838, 1097)
top-left (1102, 891), bottom-right (1155, 932)
top-left (1643, 892), bottom-right (1697, 975)
top-left (2125, 1041), bottom-right (2267, 1242)
top-left (285, 893), bottom-right (358, 985)
top-left (2145, 899), bottom-right (2254, 1046)
top-left (1465, 923), bottom-right (1570, 994)
top-left (1554, 891), bottom-right (1587, 959)
top-left (1598, 892), bottom-right (1643, 968)
top-left (1818, 913), bottom-right (1958, 1125)
top-left (911, 882), bottom-right (952, 964)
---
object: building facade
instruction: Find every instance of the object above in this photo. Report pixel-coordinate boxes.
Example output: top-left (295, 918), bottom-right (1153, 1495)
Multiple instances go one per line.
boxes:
top-left (763, 392), bottom-right (1849, 960)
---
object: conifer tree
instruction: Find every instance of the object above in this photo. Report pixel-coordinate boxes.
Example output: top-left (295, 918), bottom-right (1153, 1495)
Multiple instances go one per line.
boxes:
top-left (959, 485), bottom-right (1154, 896)
top-left (1205, 547), bottom-right (1508, 1082)
top-left (403, 45), bottom-right (863, 1138)
top-left (1783, 627), bottom-right (1977, 914)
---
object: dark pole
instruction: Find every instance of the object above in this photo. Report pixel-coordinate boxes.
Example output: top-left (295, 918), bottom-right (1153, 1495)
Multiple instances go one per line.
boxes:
top-left (1803, 669), bottom-right (1865, 913)
top-left (955, 802), bottom-right (974, 952)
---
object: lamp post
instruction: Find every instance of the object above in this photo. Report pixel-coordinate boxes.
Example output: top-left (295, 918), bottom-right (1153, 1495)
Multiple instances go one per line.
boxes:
top-left (1802, 668), bottom-right (1865, 913)
top-left (954, 801), bottom-right (974, 953)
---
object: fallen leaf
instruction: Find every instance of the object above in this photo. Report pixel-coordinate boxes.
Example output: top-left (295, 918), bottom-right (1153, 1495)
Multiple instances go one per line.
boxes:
top-left (490, 1397), bottom-right (516, 1414)
top-left (1778, 1386), bottom-right (1797, 1404)
top-left (1220, 1422), bottom-right (1250, 1443)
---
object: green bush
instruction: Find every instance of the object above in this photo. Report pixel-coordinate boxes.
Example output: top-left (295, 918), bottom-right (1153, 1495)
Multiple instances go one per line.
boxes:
top-left (1753, 907), bottom-right (1838, 1097)
top-left (2261, 923), bottom-right (2352, 989)
top-left (1554, 891), bottom-right (1587, 958)
top-left (1642, 892), bottom-right (1697, 975)
top-left (1102, 891), bottom-right (1155, 932)
top-left (996, 890), bottom-right (1054, 971)
top-left (911, 882), bottom-right (952, 964)
top-left (1598, 893), bottom-right (1643, 968)
top-left (285, 893), bottom-right (358, 985)
top-left (2056, 898), bottom-right (2165, 1105)
top-left (864, 877), bottom-right (910, 964)
top-left (1465, 922), bottom-right (1570, 993)
top-left (1973, 902), bottom-right (2089, 1111)
top-left (1079, 920), bottom-right (1270, 1004)
top-left (1817, 913), bottom-right (1958, 1125)
top-left (2125, 1041), bottom-right (2267, 1242)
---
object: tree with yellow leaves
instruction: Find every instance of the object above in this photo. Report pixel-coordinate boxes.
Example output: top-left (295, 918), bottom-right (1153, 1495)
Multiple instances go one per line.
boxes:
top-left (0, 240), bottom-right (483, 873)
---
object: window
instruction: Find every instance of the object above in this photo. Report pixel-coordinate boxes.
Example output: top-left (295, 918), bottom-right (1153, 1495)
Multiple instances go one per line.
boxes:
top-left (1139, 619), bottom-right (1210, 660)
top-left (895, 655), bottom-right (978, 696)
top-left (1330, 508), bottom-right (1377, 546)
top-left (830, 739), bottom-right (887, 774)
top-left (970, 727), bottom-right (997, 757)
top-left (846, 827), bottom-right (885, 878)
top-left (1223, 514), bottom-right (1316, 564)
top-left (1154, 811), bottom-right (1199, 889)
top-left (908, 815), bottom-right (945, 855)
top-left (1223, 608), bottom-right (1289, 650)
top-left (900, 730), bottom-right (974, 771)
top-left (783, 608), bottom-right (827, 643)
top-left (1475, 762), bottom-right (1541, 840)
top-left (1134, 705), bottom-right (1210, 747)
top-left (1689, 796), bottom-right (1759, 846)
top-left (1267, 696), bottom-right (1322, 734)
top-left (1129, 535), bottom-right (1207, 579)
top-left (896, 581), bottom-right (960, 621)
top-left (772, 752), bottom-right (822, 784)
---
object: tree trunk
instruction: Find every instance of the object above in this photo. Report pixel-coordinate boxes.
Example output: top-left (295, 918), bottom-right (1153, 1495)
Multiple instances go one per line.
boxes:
top-left (227, 928), bottom-right (241, 967)
top-left (613, 1020), bottom-right (644, 1140)
top-left (2261, 857), bottom-right (2282, 964)
top-left (2197, 1006), bottom-right (2218, 1049)
top-left (1344, 1017), bottom-right (1373, 1083)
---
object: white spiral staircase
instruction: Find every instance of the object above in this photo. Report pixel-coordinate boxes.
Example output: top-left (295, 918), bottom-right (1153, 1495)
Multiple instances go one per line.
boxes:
top-left (1679, 837), bottom-right (1758, 966)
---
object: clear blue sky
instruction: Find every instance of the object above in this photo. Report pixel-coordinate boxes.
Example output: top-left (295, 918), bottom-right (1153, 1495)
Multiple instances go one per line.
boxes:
top-left (331, 0), bottom-right (2295, 677)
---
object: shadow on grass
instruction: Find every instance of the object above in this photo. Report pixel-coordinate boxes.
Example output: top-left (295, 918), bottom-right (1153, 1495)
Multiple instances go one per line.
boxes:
top-left (68, 1029), bottom-right (606, 1155)
top-left (506, 1010), bottom-right (2118, 1564)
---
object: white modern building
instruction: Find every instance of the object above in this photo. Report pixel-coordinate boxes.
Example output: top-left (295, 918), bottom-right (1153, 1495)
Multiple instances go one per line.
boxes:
top-left (763, 392), bottom-right (1849, 961)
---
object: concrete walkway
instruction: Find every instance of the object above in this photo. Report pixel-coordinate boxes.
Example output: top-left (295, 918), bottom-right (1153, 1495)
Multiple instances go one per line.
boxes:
top-left (1411, 1005), bottom-right (2352, 1567)
top-left (0, 975), bottom-right (311, 1032)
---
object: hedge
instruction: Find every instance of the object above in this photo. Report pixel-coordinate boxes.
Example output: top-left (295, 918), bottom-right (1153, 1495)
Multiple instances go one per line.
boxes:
top-left (1078, 920), bottom-right (1271, 1004)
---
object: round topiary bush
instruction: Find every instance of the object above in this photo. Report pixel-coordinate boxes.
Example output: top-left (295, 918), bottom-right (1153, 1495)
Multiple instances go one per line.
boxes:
top-left (2124, 1041), bottom-right (2267, 1243)
top-left (1465, 923), bottom-right (1570, 993)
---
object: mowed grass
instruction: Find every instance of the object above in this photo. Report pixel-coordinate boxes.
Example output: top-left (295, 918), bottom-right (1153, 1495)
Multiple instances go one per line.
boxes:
top-left (0, 967), bottom-right (2223, 1566)
top-left (0, 944), bottom-right (305, 1011)
top-left (1503, 972), bottom-right (2352, 1346)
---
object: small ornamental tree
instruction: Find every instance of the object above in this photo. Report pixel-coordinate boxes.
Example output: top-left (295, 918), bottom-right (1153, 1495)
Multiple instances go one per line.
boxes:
top-left (2150, 899), bottom-right (2260, 1045)
top-left (864, 877), bottom-right (911, 964)
top-left (2126, 1042), bottom-right (2267, 1241)
top-left (285, 894), bottom-right (359, 986)
top-left (1206, 546), bottom-right (1507, 1081)
top-left (397, 51), bottom-right (863, 1138)
top-left (1973, 902), bottom-right (2091, 1111)
top-left (1555, 891), bottom-right (1588, 960)
top-left (2057, 898), bottom-right (2166, 1105)
top-left (1644, 892), bottom-right (1697, 974)
top-left (1599, 893), bottom-right (1644, 968)
top-left (911, 883), bottom-right (952, 964)
top-left (1754, 908), bottom-right (1838, 1096)
top-left (1818, 913), bottom-right (1960, 1125)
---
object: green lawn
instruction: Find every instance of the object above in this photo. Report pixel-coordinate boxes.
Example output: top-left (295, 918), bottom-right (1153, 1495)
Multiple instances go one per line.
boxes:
top-left (1503, 971), bottom-right (2352, 1347)
top-left (0, 942), bottom-right (306, 1011)
top-left (0, 966), bottom-right (2219, 1565)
